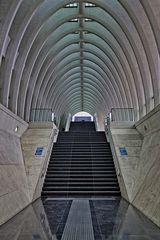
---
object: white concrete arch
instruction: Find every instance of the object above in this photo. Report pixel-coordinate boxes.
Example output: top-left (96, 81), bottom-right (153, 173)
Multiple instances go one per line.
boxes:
top-left (0, 0), bottom-right (159, 124)
top-left (39, 63), bottom-right (119, 113)
top-left (38, 53), bottom-right (124, 108)
top-left (119, 0), bottom-right (160, 106)
top-left (42, 68), bottom-right (115, 120)
top-left (46, 77), bottom-right (110, 115)
top-left (28, 36), bottom-right (131, 113)
top-left (16, 22), bottom-right (134, 118)
top-left (84, 0), bottom-right (156, 111)
top-left (22, 24), bottom-right (140, 119)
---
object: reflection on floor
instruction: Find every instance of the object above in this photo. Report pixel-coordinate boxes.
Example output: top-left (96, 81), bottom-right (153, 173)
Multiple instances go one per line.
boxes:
top-left (0, 197), bottom-right (160, 240)
top-left (43, 200), bottom-right (72, 240)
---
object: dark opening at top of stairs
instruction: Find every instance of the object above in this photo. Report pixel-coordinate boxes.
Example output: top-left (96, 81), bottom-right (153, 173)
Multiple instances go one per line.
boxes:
top-left (69, 121), bottom-right (96, 132)
top-left (42, 122), bottom-right (121, 198)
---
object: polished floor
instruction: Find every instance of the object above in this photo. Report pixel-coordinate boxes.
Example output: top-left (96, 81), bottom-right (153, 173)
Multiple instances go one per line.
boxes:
top-left (0, 197), bottom-right (160, 240)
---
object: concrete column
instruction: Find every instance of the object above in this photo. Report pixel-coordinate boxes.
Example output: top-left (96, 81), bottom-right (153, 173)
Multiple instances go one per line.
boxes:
top-left (65, 113), bottom-right (72, 131)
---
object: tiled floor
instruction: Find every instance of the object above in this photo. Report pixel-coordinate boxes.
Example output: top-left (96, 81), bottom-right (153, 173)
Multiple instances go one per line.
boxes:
top-left (43, 200), bottom-right (72, 240)
top-left (0, 197), bottom-right (160, 240)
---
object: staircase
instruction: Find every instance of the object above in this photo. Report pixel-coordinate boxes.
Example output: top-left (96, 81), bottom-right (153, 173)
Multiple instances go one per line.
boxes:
top-left (69, 121), bottom-right (96, 132)
top-left (42, 122), bottom-right (120, 198)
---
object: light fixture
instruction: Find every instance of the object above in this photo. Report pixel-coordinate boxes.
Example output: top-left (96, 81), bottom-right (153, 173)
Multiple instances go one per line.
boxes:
top-left (15, 126), bottom-right (18, 132)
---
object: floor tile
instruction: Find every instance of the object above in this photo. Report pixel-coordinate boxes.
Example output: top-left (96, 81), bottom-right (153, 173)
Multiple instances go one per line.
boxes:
top-left (0, 198), bottom-right (160, 240)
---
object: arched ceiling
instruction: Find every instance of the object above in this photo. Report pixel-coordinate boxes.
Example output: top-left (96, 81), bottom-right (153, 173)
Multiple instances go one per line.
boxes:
top-left (0, 0), bottom-right (159, 124)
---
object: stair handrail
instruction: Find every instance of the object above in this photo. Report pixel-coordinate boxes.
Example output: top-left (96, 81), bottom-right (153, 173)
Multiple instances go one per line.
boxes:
top-left (30, 108), bottom-right (56, 123)
top-left (110, 108), bottom-right (135, 122)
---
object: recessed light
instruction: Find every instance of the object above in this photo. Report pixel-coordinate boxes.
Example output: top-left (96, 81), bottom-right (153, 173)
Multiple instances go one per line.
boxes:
top-left (15, 126), bottom-right (18, 132)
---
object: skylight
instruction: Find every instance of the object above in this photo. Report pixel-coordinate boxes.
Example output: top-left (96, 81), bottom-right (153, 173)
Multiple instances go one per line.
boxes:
top-left (65, 2), bottom-right (96, 8)
top-left (69, 18), bottom-right (78, 22)
top-left (65, 3), bottom-right (78, 8)
top-left (85, 3), bottom-right (96, 7)
top-left (84, 18), bottom-right (94, 22)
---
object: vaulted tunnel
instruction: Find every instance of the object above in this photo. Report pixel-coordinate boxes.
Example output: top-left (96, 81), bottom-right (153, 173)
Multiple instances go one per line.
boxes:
top-left (1, 1), bottom-right (160, 235)
top-left (0, 0), bottom-right (159, 126)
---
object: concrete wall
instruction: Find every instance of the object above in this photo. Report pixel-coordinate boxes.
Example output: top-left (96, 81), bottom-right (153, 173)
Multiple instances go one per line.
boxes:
top-left (65, 113), bottom-right (72, 131)
top-left (108, 105), bottom-right (160, 227)
top-left (133, 105), bottom-right (160, 227)
top-left (0, 104), bottom-right (29, 225)
top-left (94, 112), bottom-right (105, 131)
top-left (0, 104), bottom-right (57, 225)
top-left (108, 122), bottom-right (142, 202)
top-left (0, 199), bottom-right (53, 240)
top-left (21, 122), bottom-right (57, 201)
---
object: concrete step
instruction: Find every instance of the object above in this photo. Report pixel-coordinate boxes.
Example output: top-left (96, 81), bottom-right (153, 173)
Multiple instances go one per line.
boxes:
top-left (50, 155), bottom-right (112, 158)
top-left (44, 182), bottom-right (119, 187)
top-left (48, 167), bottom-right (115, 170)
top-left (45, 174), bottom-right (117, 178)
top-left (45, 177), bottom-right (118, 182)
top-left (43, 186), bottom-right (120, 191)
top-left (41, 191), bottom-right (121, 196)
top-left (46, 169), bottom-right (116, 173)
top-left (41, 127), bottom-right (120, 198)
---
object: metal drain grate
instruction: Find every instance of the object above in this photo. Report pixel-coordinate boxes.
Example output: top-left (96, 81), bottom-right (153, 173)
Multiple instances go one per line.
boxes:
top-left (61, 200), bottom-right (95, 240)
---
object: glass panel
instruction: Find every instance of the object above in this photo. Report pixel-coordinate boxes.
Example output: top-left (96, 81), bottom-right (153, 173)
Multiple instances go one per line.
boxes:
top-left (30, 109), bottom-right (53, 122)
top-left (110, 108), bottom-right (135, 122)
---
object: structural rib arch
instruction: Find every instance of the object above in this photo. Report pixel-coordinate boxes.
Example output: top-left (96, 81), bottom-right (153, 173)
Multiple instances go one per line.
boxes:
top-left (0, 0), bottom-right (159, 126)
